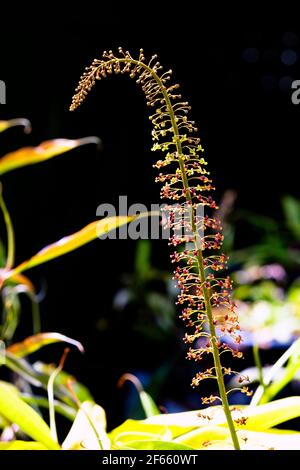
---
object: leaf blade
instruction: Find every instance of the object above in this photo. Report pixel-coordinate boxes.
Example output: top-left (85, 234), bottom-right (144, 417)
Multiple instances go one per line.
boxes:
top-left (0, 381), bottom-right (60, 449)
top-left (7, 332), bottom-right (84, 358)
top-left (0, 118), bottom-right (31, 134)
top-left (4, 214), bottom-right (150, 278)
top-left (0, 137), bottom-right (99, 175)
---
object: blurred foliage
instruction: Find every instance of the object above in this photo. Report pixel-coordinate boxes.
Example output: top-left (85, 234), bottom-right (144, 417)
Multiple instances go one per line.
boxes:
top-left (110, 239), bottom-right (176, 340)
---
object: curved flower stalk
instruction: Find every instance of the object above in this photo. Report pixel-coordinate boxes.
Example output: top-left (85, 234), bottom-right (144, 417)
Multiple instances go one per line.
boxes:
top-left (70, 48), bottom-right (249, 450)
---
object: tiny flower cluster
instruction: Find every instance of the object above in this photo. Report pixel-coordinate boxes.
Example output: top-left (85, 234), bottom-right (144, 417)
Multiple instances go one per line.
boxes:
top-left (70, 49), bottom-right (246, 405)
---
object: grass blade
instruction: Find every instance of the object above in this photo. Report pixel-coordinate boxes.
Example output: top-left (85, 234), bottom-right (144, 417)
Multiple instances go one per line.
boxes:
top-left (7, 332), bottom-right (84, 358)
top-left (0, 118), bottom-right (31, 134)
top-left (0, 137), bottom-right (100, 175)
top-left (118, 373), bottom-right (160, 418)
top-left (0, 185), bottom-right (15, 269)
top-left (0, 381), bottom-right (60, 449)
top-left (3, 213), bottom-right (154, 280)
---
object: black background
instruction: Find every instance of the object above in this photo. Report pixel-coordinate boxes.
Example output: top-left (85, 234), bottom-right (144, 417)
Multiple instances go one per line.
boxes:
top-left (1, 12), bottom-right (300, 428)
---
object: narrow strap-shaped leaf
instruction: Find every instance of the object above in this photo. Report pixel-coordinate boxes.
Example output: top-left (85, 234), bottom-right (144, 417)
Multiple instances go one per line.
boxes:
top-left (7, 332), bottom-right (84, 358)
top-left (4, 213), bottom-right (153, 278)
top-left (0, 118), bottom-right (31, 134)
top-left (0, 137), bottom-right (100, 175)
top-left (0, 185), bottom-right (15, 269)
top-left (0, 381), bottom-right (60, 449)
top-left (21, 394), bottom-right (77, 421)
top-left (118, 373), bottom-right (160, 418)
top-left (7, 273), bottom-right (35, 292)
top-left (145, 396), bottom-right (300, 432)
top-left (4, 353), bottom-right (86, 407)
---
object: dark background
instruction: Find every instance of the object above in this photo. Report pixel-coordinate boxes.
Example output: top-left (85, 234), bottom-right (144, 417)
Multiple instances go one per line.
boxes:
top-left (1, 14), bottom-right (300, 427)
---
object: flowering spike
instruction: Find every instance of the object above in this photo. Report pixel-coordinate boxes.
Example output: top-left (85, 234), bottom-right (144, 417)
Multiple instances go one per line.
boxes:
top-left (70, 49), bottom-right (243, 451)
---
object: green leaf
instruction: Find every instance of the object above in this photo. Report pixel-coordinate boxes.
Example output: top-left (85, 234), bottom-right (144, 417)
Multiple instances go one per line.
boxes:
top-left (0, 137), bottom-right (99, 175)
top-left (283, 195), bottom-right (300, 241)
top-left (34, 361), bottom-right (94, 403)
top-left (109, 419), bottom-right (189, 446)
top-left (4, 214), bottom-right (153, 279)
top-left (63, 401), bottom-right (110, 450)
top-left (120, 440), bottom-right (195, 450)
top-left (174, 425), bottom-right (230, 448)
top-left (252, 338), bottom-right (300, 405)
top-left (242, 397), bottom-right (300, 430)
top-left (139, 390), bottom-right (160, 418)
top-left (199, 429), bottom-right (300, 450)
top-left (0, 441), bottom-right (48, 450)
top-left (118, 374), bottom-right (160, 419)
top-left (135, 240), bottom-right (151, 279)
top-left (0, 185), bottom-right (15, 269)
top-left (7, 332), bottom-right (84, 358)
top-left (145, 397), bottom-right (300, 432)
top-left (0, 118), bottom-right (31, 135)
top-left (0, 285), bottom-right (21, 340)
top-left (21, 394), bottom-right (77, 421)
top-left (4, 354), bottom-right (92, 408)
top-left (0, 381), bottom-right (60, 449)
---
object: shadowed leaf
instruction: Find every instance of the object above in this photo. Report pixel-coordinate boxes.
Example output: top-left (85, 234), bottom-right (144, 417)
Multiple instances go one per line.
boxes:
top-left (4, 354), bottom-right (92, 406)
top-left (0, 381), bottom-right (60, 449)
top-left (118, 373), bottom-right (160, 418)
top-left (7, 273), bottom-right (35, 292)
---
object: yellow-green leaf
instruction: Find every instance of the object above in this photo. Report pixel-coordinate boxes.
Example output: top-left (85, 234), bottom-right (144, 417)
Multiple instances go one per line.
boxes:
top-left (109, 419), bottom-right (187, 445)
top-left (7, 273), bottom-right (35, 292)
top-left (7, 332), bottom-right (84, 358)
top-left (0, 137), bottom-right (99, 175)
top-left (174, 425), bottom-right (230, 448)
top-left (145, 397), bottom-right (300, 433)
top-left (5, 214), bottom-right (150, 278)
top-left (0, 118), bottom-right (31, 135)
top-left (139, 390), bottom-right (160, 418)
top-left (0, 441), bottom-right (48, 450)
top-left (0, 381), bottom-right (60, 449)
top-left (237, 397), bottom-right (300, 431)
top-left (120, 440), bottom-right (194, 450)
top-left (63, 401), bottom-right (110, 450)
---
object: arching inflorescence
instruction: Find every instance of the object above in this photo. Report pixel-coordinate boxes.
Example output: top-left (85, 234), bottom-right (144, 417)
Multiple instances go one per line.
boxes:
top-left (70, 48), bottom-right (250, 449)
